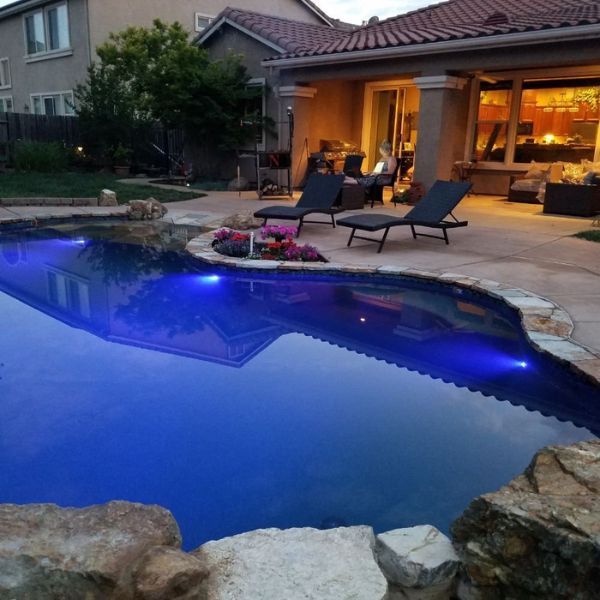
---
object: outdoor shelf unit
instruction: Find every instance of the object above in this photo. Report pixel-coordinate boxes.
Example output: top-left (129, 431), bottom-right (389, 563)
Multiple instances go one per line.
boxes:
top-left (256, 151), bottom-right (293, 199)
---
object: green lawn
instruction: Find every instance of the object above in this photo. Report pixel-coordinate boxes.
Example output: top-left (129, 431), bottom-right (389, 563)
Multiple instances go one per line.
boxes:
top-left (574, 230), bottom-right (600, 243)
top-left (0, 172), bottom-right (202, 204)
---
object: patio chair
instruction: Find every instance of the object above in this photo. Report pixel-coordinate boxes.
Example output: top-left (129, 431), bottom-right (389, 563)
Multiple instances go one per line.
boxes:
top-left (337, 180), bottom-right (471, 253)
top-left (342, 154), bottom-right (364, 177)
top-left (254, 174), bottom-right (345, 235)
top-left (367, 159), bottom-right (400, 208)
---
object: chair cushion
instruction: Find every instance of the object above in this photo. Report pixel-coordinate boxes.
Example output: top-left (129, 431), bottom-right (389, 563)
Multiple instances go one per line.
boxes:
top-left (254, 206), bottom-right (308, 219)
top-left (337, 214), bottom-right (406, 231)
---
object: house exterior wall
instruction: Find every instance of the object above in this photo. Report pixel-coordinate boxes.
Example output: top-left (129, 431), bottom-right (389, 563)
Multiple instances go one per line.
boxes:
top-left (0, 0), bottom-right (90, 114)
top-left (308, 80), bottom-right (364, 152)
top-left (0, 0), bottom-right (325, 120)
top-left (87, 0), bottom-right (326, 55)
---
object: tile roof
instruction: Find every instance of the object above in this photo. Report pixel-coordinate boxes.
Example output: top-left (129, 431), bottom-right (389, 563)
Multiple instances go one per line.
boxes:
top-left (197, 7), bottom-right (350, 54)
top-left (266, 0), bottom-right (600, 60)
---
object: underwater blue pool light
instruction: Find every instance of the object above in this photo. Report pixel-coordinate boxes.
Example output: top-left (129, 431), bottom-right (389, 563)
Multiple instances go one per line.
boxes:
top-left (198, 274), bottom-right (221, 284)
top-left (72, 237), bottom-right (88, 247)
top-left (517, 360), bottom-right (528, 369)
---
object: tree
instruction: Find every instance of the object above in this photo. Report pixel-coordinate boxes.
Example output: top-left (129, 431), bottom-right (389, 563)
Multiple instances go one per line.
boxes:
top-left (75, 20), bottom-right (261, 174)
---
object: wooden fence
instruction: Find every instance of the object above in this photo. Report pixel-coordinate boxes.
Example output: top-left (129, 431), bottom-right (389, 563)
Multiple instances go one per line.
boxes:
top-left (0, 112), bottom-right (184, 169)
top-left (0, 112), bottom-right (80, 147)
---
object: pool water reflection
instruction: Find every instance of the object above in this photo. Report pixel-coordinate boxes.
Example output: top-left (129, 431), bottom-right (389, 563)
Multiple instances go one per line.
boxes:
top-left (0, 222), bottom-right (598, 550)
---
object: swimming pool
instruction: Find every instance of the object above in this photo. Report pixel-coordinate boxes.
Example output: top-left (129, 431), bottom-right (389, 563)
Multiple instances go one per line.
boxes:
top-left (0, 221), bottom-right (598, 550)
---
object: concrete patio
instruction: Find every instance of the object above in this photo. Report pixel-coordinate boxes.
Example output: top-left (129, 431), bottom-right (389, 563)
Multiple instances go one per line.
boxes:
top-left (164, 190), bottom-right (600, 354)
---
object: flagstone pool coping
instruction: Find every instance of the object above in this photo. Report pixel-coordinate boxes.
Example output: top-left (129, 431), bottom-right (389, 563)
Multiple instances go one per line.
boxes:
top-left (0, 210), bottom-right (597, 386)
top-left (185, 230), bottom-right (600, 387)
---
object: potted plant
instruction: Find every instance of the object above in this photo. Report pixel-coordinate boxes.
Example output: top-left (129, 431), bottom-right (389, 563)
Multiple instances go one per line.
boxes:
top-left (112, 144), bottom-right (133, 177)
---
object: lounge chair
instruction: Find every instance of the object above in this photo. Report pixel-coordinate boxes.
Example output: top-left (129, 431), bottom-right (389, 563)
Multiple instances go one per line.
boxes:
top-left (337, 180), bottom-right (471, 253)
top-left (254, 174), bottom-right (345, 234)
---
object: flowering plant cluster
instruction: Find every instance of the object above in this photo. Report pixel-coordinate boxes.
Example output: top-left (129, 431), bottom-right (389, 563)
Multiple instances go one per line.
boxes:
top-left (262, 242), bottom-right (320, 262)
top-left (260, 225), bottom-right (298, 241)
top-left (212, 228), bottom-right (250, 243)
top-left (212, 226), bottom-right (322, 262)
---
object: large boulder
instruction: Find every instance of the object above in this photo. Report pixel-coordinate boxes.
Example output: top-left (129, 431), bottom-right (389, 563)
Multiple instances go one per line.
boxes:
top-left (0, 501), bottom-right (181, 599)
top-left (452, 439), bottom-right (600, 599)
top-left (192, 526), bottom-right (388, 599)
top-left (220, 212), bottom-right (262, 231)
top-left (127, 198), bottom-right (168, 220)
top-left (120, 546), bottom-right (209, 600)
top-left (376, 525), bottom-right (459, 599)
top-left (99, 189), bottom-right (118, 206)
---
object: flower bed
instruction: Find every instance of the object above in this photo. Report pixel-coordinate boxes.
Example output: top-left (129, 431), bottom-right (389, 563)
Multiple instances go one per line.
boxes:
top-left (212, 226), bottom-right (324, 262)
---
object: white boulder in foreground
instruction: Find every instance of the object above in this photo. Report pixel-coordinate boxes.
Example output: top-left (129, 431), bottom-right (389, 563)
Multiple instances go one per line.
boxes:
top-left (193, 526), bottom-right (388, 600)
top-left (376, 525), bottom-right (459, 599)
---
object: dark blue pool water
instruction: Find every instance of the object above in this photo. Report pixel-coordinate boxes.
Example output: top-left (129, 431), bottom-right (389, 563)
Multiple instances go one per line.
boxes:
top-left (0, 222), bottom-right (598, 550)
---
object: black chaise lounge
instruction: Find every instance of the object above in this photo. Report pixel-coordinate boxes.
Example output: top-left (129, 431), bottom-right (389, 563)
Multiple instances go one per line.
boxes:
top-left (254, 174), bottom-right (345, 234)
top-left (337, 180), bottom-right (471, 253)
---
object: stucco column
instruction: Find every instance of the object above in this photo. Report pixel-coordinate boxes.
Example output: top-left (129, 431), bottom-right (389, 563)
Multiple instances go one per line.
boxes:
top-left (278, 85), bottom-right (317, 188)
top-left (413, 76), bottom-right (470, 190)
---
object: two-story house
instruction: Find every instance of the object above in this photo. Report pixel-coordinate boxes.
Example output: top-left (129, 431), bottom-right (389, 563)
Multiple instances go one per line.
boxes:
top-left (0, 0), bottom-right (332, 116)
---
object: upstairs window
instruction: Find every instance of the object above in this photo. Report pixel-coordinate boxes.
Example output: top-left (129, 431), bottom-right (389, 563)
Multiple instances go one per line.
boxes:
top-left (0, 58), bottom-right (11, 88)
top-left (25, 3), bottom-right (70, 56)
top-left (195, 13), bottom-right (214, 32)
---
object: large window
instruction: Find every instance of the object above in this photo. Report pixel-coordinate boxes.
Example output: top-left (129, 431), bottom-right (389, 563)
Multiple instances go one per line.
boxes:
top-left (514, 78), bottom-right (600, 164)
top-left (25, 3), bottom-right (70, 56)
top-left (0, 58), bottom-right (11, 89)
top-left (31, 91), bottom-right (74, 116)
top-left (471, 76), bottom-right (600, 166)
top-left (472, 81), bottom-right (512, 162)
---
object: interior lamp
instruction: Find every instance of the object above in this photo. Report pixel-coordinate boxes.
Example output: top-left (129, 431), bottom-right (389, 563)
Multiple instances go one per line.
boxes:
top-left (543, 134), bottom-right (555, 144)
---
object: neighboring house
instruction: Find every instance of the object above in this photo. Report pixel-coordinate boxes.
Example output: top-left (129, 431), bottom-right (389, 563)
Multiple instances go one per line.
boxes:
top-left (0, 0), bottom-right (332, 116)
top-left (200, 0), bottom-right (600, 193)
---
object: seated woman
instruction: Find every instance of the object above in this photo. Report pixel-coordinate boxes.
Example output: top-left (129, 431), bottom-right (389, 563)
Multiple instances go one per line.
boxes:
top-left (354, 141), bottom-right (398, 199)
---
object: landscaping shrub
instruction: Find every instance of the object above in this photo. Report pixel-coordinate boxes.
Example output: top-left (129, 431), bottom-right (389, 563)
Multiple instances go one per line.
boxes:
top-left (14, 141), bottom-right (68, 172)
top-left (574, 230), bottom-right (600, 243)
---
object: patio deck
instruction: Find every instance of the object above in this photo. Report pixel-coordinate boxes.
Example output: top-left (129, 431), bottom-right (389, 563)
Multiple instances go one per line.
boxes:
top-left (164, 190), bottom-right (600, 356)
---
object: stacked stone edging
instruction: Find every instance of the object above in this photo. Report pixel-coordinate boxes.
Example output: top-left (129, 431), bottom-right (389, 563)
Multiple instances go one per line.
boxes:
top-left (0, 197), bottom-right (99, 207)
top-left (184, 230), bottom-right (600, 386)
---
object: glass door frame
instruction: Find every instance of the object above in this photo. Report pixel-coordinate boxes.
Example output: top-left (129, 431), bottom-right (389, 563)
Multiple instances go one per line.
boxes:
top-left (361, 79), bottom-right (415, 170)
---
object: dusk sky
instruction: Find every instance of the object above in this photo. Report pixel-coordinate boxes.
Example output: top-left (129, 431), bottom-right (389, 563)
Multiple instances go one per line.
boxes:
top-left (320, 0), bottom-right (434, 23)
top-left (0, 0), bottom-right (436, 24)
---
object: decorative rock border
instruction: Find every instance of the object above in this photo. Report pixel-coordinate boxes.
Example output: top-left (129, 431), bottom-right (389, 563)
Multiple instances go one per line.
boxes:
top-left (185, 229), bottom-right (600, 387)
top-left (0, 197), bottom-right (99, 207)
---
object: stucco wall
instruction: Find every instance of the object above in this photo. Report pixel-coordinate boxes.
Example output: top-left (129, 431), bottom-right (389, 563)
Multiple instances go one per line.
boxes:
top-left (308, 80), bottom-right (364, 152)
top-left (0, 0), bottom-right (90, 114)
top-left (88, 0), bottom-right (326, 56)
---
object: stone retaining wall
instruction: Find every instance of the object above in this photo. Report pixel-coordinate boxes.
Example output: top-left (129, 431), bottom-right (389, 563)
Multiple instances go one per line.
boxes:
top-left (0, 197), bottom-right (99, 206)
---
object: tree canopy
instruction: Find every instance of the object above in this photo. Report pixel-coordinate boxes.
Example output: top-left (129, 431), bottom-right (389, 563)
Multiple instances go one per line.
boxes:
top-left (76, 20), bottom-right (261, 164)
